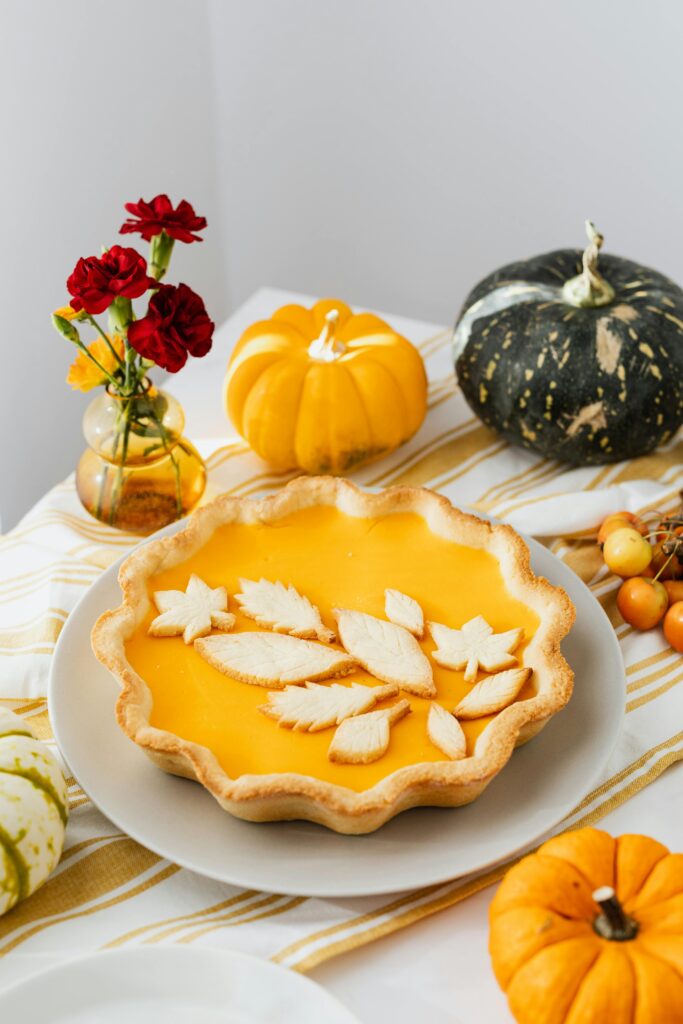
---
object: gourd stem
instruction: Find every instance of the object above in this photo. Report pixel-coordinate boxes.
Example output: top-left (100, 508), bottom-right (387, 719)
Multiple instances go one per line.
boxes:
top-left (562, 220), bottom-right (616, 309)
top-left (592, 886), bottom-right (639, 941)
top-left (308, 309), bottom-right (346, 362)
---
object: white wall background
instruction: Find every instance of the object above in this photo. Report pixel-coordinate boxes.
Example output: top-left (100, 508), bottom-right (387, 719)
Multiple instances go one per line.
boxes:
top-left (0, 0), bottom-right (226, 529)
top-left (2, 0), bottom-right (683, 528)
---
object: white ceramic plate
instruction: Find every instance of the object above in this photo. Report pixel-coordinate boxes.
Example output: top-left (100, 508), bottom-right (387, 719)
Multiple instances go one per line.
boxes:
top-left (0, 947), bottom-right (358, 1023)
top-left (49, 514), bottom-right (625, 898)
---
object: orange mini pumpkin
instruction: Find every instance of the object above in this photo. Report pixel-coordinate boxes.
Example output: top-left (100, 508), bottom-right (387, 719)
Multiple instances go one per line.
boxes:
top-left (489, 827), bottom-right (683, 1023)
top-left (223, 299), bottom-right (427, 474)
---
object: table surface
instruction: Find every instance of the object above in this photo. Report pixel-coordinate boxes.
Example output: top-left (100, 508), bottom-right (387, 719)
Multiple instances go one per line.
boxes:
top-left (166, 287), bottom-right (682, 1023)
top-left (11, 287), bottom-right (681, 1023)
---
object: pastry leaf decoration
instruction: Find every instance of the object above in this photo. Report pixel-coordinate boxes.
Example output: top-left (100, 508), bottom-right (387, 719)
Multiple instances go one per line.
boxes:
top-left (453, 667), bottom-right (532, 719)
top-left (333, 609), bottom-right (436, 697)
top-left (149, 574), bottom-right (234, 644)
top-left (328, 699), bottom-right (411, 764)
top-left (428, 616), bottom-right (523, 682)
top-left (235, 577), bottom-right (335, 643)
top-left (427, 703), bottom-right (467, 760)
top-left (193, 631), bottom-right (357, 688)
top-left (259, 681), bottom-right (398, 732)
top-left (384, 589), bottom-right (424, 638)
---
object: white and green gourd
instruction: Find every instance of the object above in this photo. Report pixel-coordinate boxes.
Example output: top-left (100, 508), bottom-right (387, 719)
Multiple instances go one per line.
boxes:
top-left (0, 708), bottom-right (68, 916)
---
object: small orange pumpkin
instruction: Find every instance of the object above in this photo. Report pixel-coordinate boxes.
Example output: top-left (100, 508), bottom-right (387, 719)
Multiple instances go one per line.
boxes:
top-left (489, 827), bottom-right (683, 1023)
top-left (223, 298), bottom-right (427, 474)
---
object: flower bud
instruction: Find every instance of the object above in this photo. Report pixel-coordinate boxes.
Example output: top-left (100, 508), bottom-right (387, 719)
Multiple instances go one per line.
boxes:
top-left (53, 304), bottom-right (85, 322)
top-left (52, 313), bottom-right (81, 344)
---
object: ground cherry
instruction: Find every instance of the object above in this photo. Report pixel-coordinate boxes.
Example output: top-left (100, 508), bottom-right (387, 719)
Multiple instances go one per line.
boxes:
top-left (651, 541), bottom-right (683, 581)
top-left (597, 512), bottom-right (640, 547)
top-left (603, 527), bottom-right (652, 577)
top-left (664, 580), bottom-right (683, 605)
top-left (616, 578), bottom-right (668, 630)
top-left (663, 601), bottom-right (683, 652)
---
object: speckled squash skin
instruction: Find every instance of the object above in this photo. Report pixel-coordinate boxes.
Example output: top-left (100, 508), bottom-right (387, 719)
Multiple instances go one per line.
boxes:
top-left (0, 709), bottom-right (68, 916)
top-left (453, 249), bottom-right (683, 464)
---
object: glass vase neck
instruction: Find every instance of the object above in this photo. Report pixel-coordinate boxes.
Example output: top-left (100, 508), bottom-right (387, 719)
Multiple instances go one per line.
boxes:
top-left (106, 376), bottom-right (153, 400)
top-left (82, 381), bottom-right (185, 466)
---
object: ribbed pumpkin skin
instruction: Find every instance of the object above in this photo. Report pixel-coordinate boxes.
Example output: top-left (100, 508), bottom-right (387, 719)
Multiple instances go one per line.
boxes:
top-left (454, 250), bottom-right (683, 464)
top-left (224, 299), bottom-right (427, 474)
top-left (489, 827), bottom-right (683, 1024)
top-left (0, 709), bottom-right (68, 916)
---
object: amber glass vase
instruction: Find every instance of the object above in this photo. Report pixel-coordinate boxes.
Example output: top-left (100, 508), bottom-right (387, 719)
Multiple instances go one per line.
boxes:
top-left (76, 380), bottom-right (206, 535)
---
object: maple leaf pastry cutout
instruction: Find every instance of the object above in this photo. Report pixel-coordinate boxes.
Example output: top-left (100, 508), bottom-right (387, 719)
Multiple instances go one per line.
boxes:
top-left (428, 615), bottom-right (523, 683)
top-left (149, 574), bottom-right (235, 644)
top-left (258, 681), bottom-right (398, 732)
top-left (235, 578), bottom-right (334, 642)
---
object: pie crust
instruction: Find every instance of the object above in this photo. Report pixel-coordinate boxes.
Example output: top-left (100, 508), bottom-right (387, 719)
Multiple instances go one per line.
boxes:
top-left (92, 477), bottom-right (575, 835)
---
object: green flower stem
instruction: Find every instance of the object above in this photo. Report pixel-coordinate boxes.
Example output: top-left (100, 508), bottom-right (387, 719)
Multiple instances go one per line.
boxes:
top-left (106, 388), bottom-right (183, 525)
top-left (108, 296), bottom-right (134, 338)
top-left (123, 339), bottom-right (136, 394)
top-left (160, 432), bottom-right (182, 517)
top-left (85, 315), bottom-right (126, 368)
top-left (72, 337), bottom-right (120, 388)
top-left (52, 311), bottom-right (123, 389)
top-left (108, 398), bottom-right (133, 526)
top-left (149, 230), bottom-right (175, 281)
top-left (132, 410), bottom-right (183, 517)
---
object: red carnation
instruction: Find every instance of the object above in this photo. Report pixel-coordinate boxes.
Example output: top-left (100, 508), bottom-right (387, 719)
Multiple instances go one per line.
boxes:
top-left (120, 195), bottom-right (207, 243)
top-left (127, 283), bottom-right (214, 372)
top-left (67, 246), bottom-right (156, 315)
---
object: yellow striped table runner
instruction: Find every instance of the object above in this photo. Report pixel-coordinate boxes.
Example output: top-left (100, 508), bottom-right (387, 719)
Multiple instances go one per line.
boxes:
top-left (0, 316), bottom-right (681, 980)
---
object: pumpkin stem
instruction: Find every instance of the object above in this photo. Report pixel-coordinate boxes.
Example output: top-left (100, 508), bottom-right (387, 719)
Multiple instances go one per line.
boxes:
top-left (562, 221), bottom-right (616, 309)
top-left (308, 309), bottom-right (346, 362)
top-left (592, 886), bottom-right (639, 941)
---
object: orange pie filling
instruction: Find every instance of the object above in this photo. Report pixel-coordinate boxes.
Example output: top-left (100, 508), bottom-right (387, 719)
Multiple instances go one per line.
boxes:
top-left (125, 506), bottom-right (539, 792)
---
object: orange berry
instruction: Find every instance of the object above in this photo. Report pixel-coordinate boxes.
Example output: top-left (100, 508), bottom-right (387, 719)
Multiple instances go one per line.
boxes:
top-left (664, 580), bottom-right (683, 605)
top-left (663, 601), bottom-right (683, 652)
top-left (616, 577), bottom-right (668, 630)
top-left (651, 541), bottom-right (683, 581)
top-left (597, 512), bottom-right (638, 547)
top-left (603, 528), bottom-right (652, 578)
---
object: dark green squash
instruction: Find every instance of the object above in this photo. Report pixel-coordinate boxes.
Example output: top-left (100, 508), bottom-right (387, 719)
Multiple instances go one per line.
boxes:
top-left (453, 223), bottom-right (683, 464)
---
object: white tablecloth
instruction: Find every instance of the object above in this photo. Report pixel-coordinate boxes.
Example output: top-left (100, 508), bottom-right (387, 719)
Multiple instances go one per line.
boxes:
top-left (0, 288), bottom-right (680, 1022)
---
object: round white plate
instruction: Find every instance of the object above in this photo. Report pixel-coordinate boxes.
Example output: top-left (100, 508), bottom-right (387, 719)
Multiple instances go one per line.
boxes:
top-left (0, 947), bottom-right (358, 1023)
top-left (49, 514), bottom-right (625, 898)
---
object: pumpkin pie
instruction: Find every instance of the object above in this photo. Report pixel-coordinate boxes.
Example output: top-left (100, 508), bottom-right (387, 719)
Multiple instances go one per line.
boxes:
top-left (92, 477), bottom-right (575, 834)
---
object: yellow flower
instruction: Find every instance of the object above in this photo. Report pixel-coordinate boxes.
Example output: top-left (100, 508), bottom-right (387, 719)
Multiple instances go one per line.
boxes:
top-left (53, 305), bottom-right (81, 322)
top-left (67, 335), bottom-right (125, 392)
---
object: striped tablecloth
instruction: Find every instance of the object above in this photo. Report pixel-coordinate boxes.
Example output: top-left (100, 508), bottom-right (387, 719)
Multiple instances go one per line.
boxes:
top-left (0, 289), bottom-right (681, 989)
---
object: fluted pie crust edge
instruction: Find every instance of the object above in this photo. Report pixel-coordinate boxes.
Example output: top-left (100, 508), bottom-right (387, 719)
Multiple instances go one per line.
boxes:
top-left (91, 477), bottom-right (575, 835)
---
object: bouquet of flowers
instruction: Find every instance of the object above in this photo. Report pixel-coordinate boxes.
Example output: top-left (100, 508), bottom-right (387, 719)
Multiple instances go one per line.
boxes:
top-left (51, 195), bottom-right (214, 532)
